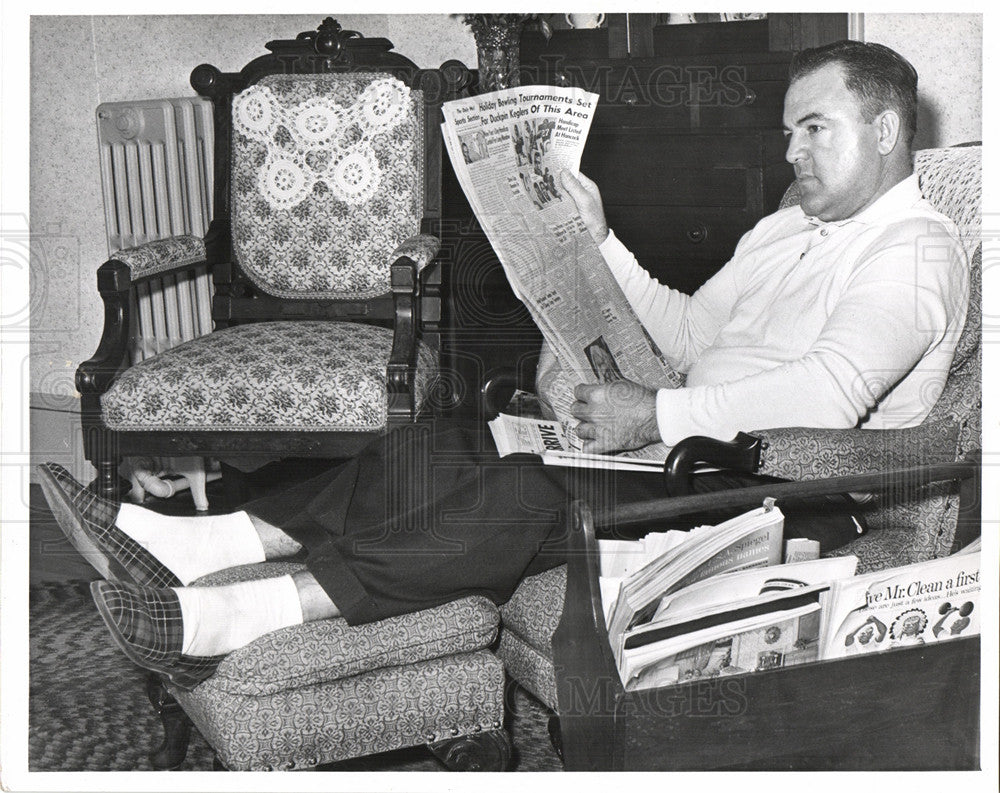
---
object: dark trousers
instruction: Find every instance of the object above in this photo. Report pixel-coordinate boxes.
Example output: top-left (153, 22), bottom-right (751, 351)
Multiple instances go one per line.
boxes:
top-left (245, 420), bottom-right (861, 625)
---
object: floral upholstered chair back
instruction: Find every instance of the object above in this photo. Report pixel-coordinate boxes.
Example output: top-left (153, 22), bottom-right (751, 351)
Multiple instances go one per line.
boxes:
top-left (231, 73), bottom-right (424, 299)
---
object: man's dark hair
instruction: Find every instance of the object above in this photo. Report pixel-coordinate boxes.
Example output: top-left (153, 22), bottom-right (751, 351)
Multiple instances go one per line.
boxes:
top-left (790, 40), bottom-right (919, 148)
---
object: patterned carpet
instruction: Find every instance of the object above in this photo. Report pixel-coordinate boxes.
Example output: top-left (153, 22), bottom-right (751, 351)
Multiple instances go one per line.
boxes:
top-left (28, 579), bottom-right (562, 772)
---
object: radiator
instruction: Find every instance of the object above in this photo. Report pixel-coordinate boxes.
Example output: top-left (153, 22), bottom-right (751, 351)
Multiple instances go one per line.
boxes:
top-left (96, 97), bottom-right (215, 363)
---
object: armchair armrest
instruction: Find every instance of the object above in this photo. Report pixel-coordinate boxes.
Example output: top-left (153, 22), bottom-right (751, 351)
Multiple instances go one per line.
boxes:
top-left (77, 236), bottom-right (210, 396)
top-left (390, 233), bottom-right (440, 278)
top-left (664, 420), bottom-right (963, 496)
top-left (110, 235), bottom-right (208, 282)
top-left (386, 234), bottom-right (443, 420)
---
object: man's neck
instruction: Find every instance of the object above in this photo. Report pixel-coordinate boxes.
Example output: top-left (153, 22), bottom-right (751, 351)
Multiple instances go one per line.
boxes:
top-left (843, 155), bottom-right (914, 220)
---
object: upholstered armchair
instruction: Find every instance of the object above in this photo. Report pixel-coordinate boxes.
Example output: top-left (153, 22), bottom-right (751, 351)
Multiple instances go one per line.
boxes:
top-left (663, 144), bottom-right (981, 568)
top-left (486, 144), bottom-right (982, 726)
top-left (77, 19), bottom-right (473, 498)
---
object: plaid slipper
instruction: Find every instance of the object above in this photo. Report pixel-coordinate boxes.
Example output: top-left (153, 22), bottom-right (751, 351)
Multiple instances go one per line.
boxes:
top-left (38, 463), bottom-right (181, 588)
top-left (91, 580), bottom-right (221, 689)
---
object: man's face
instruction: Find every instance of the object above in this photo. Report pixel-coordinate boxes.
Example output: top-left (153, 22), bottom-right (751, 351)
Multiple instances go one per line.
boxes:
top-left (782, 63), bottom-right (885, 221)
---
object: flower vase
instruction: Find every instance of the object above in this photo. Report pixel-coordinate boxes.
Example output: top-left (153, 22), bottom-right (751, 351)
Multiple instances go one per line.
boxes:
top-left (474, 25), bottom-right (522, 92)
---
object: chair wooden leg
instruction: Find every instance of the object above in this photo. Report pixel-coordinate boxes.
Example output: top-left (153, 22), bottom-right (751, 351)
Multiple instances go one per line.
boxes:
top-left (93, 460), bottom-right (122, 500)
top-left (145, 673), bottom-right (192, 770)
top-left (428, 729), bottom-right (512, 771)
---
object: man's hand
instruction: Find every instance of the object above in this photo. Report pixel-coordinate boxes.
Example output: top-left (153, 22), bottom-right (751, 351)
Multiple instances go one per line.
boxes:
top-left (560, 170), bottom-right (609, 244)
top-left (571, 380), bottom-right (660, 453)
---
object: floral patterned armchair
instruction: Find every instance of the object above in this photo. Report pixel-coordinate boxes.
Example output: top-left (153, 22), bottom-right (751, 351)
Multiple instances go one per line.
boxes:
top-left (77, 19), bottom-right (473, 498)
top-left (485, 144), bottom-right (982, 725)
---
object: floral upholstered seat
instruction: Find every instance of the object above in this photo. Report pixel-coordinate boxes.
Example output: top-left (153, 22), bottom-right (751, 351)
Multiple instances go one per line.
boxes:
top-left (101, 321), bottom-right (438, 432)
top-left (170, 562), bottom-right (508, 771)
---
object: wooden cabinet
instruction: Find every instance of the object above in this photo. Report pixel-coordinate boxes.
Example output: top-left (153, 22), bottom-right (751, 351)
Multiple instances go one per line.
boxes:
top-left (439, 17), bottom-right (842, 415)
top-left (523, 24), bottom-right (796, 294)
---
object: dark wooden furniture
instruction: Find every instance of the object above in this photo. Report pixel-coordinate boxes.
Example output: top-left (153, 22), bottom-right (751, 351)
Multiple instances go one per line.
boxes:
top-left (442, 16), bottom-right (852, 416)
top-left (553, 461), bottom-right (981, 771)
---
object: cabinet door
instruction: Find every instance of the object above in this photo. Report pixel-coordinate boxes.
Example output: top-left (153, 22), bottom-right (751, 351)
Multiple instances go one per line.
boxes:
top-left (582, 130), bottom-right (791, 293)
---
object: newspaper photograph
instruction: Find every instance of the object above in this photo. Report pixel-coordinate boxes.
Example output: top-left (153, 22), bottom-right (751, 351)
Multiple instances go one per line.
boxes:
top-left (441, 86), bottom-right (684, 463)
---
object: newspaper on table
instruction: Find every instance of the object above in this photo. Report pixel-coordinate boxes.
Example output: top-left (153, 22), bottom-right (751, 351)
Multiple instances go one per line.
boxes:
top-left (441, 86), bottom-right (684, 465)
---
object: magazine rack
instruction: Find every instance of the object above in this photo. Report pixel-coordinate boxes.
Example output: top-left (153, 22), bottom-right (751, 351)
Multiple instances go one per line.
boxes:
top-left (552, 460), bottom-right (981, 771)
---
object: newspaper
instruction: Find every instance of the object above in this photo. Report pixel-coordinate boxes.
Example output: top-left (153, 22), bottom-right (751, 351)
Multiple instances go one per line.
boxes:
top-left (441, 86), bottom-right (684, 463)
top-left (605, 505), bottom-right (785, 666)
top-left (488, 413), bottom-right (666, 472)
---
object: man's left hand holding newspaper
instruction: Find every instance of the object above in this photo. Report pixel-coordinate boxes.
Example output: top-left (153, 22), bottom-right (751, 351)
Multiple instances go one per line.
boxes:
top-left (572, 381), bottom-right (661, 453)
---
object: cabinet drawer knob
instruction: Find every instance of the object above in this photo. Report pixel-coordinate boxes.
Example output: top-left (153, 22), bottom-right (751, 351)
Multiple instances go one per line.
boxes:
top-left (624, 95), bottom-right (638, 106)
top-left (744, 88), bottom-right (757, 105)
top-left (686, 224), bottom-right (709, 244)
top-left (555, 71), bottom-right (572, 87)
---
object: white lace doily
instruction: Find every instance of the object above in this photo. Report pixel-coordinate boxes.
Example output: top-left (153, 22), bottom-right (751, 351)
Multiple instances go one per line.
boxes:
top-left (232, 76), bottom-right (411, 209)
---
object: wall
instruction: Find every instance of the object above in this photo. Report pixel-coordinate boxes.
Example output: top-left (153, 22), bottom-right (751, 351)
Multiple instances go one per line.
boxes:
top-left (863, 13), bottom-right (982, 148)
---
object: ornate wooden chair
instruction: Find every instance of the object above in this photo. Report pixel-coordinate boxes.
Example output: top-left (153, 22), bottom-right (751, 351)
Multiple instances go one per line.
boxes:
top-left (77, 19), bottom-right (472, 497)
top-left (485, 144), bottom-right (982, 727)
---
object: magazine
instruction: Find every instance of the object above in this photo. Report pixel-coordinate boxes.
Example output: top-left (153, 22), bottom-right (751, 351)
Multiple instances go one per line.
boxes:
top-left (820, 551), bottom-right (981, 659)
top-left (620, 586), bottom-right (826, 690)
top-left (605, 504), bottom-right (785, 666)
top-left (616, 557), bottom-right (860, 690)
top-left (649, 555), bottom-right (859, 624)
top-left (441, 86), bottom-right (684, 465)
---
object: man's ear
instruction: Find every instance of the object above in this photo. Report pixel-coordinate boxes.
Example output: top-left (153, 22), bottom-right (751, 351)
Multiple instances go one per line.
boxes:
top-left (875, 109), bottom-right (902, 155)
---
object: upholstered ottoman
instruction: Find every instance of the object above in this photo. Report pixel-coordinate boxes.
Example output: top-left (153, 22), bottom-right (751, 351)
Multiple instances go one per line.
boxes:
top-left (163, 563), bottom-right (510, 771)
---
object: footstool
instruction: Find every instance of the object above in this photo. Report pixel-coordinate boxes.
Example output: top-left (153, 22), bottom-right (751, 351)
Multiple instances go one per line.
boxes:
top-left (158, 562), bottom-right (511, 771)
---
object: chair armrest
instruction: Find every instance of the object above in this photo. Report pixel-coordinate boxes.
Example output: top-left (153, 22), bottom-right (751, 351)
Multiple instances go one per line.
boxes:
top-left (663, 420), bottom-right (963, 495)
top-left (751, 421), bottom-right (963, 479)
top-left (386, 234), bottom-right (442, 419)
top-left (391, 233), bottom-right (441, 278)
top-left (110, 235), bottom-right (207, 282)
top-left (77, 259), bottom-right (133, 395)
top-left (76, 236), bottom-right (209, 396)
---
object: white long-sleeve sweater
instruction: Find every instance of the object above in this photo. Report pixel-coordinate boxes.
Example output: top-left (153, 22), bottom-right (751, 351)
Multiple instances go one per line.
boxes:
top-left (595, 174), bottom-right (969, 445)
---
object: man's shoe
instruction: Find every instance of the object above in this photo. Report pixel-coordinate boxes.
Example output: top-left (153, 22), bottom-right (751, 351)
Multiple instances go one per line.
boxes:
top-left (38, 463), bottom-right (182, 588)
top-left (91, 580), bottom-right (221, 689)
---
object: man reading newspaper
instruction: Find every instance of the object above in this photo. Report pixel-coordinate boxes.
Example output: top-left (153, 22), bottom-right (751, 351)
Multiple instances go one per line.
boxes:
top-left (40, 41), bottom-right (967, 689)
